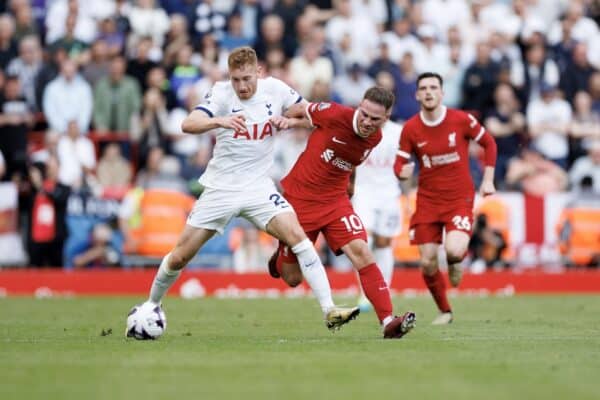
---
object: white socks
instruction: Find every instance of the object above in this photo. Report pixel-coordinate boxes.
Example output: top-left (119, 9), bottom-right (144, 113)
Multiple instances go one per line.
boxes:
top-left (374, 247), bottom-right (394, 286)
top-left (149, 253), bottom-right (181, 304)
top-left (291, 239), bottom-right (335, 313)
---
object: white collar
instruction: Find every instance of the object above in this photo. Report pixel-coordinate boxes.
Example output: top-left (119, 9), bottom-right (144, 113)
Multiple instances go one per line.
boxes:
top-left (420, 105), bottom-right (447, 127)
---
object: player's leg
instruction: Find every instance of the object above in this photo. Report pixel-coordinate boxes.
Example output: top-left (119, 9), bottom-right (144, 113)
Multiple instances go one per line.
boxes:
top-left (413, 223), bottom-right (453, 324)
top-left (148, 186), bottom-right (231, 305)
top-left (341, 238), bottom-right (415, 338)
top-left (443, 209), bottom-right (474, 287)
top-left (148, 225), bottom-right (216, 304)
top-left (267, 212), bottom-right (335, 312)
top-left (373, 234), bottom-right (395, 286)
top-left (445, 230), bottom-right (470, 287)
top-left (241, 182), bottom-right (338, 316)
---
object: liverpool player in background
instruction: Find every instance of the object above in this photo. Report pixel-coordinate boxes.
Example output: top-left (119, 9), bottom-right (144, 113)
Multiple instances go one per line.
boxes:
top-left (269, 86), bottom-right (416, 339)
top-left (394, 72), bottom-right (497, 325)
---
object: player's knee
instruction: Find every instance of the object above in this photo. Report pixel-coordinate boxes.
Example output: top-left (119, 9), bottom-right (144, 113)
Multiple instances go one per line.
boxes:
top-left (420, 256), bottom-right (438, 275)
top-left (168, 251), bottom-right (189, 270)
top-left (446, 247), bottom-right (467, 264)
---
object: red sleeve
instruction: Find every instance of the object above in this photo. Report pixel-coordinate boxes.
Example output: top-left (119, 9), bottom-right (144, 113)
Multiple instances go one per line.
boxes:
top-left (393, 124), bottom-right (413, 178)
top-left (306, 102), bottom-right (340, 128)
top-left (463, 112), bottom-right (496, 167)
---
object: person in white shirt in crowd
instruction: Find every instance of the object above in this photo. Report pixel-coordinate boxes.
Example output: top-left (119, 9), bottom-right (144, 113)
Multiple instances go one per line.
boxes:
top-left (127, 0), bottom-right (170, 48)
top-left (42, 58), bottom-right (93, 135)
top-left (526, 82), bottom-right (572, 169)
top-left (56, 120), bottom-right (96, 188)
top-left (289, 40), bottom-right (334, 100)
top-left (325, 0), bottom-right (379, 68)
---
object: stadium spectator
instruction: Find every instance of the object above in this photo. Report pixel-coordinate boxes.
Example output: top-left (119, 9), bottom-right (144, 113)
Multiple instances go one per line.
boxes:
top-left (6, 34), bottom-right (42, 111)
top-left (393, 51), bottom-right (419, 121)
top-left (126, 36), bottom-right (158, 92)
top-left (42, 58), bottom-right (93, 135)
top-left (461, 40), bottom-right (500, 115)
top-left (44, 0), bottom-right (98, 45)
top-left (146, 66), bottom-right (177, 111)
top-left (332, 62), bottom-right (375, 107)
top-left (0, 148), bottom-right (5, 179)
top-left (289, 39), bottom-right (334, 99)
top-left (511, 43), bottom-right (560, 105)
top-left (560, 42), bottom-right (598, 105)
top-left (231, 0), bottom-right (265, 48)
top-left (0, 75), bottom-right (33, 182)
top-left (132, 87), bottom-right (170, 167)
top-left (0, 13), bottom-right (18, 70)
top-left (48, 12), bottom-right (90, 65)
top-left (93, 56), bottom-right (142, 134)
top-left (380, 15), bottom-right (421, 65)
top-left (127, 0), bottom-right (170, 47)
top-left (72, 222), bottom-right (120, 268)
top-left (484, 83), bottom-right (526, 187)
top-left (97, 16), bottom-right (126, 57)
top-left (56, 121), bottom-right (97, 189)
top-left (169, 44), bottom-right (200, 106)
top-left (27, 155), bottom-right (70, 267)
top-left (254, 13), bottom-right (289, 61)
top-left (569, 140), bottom-right (600, 194)
top-left (589, 71), bottom-right (600, 114)
top-left (97, 142), bottom-right (133, 190)
top-left (162, 13), bottom-right (190, 69)
top-left (81, 39), bottom-right (111, 88)
top-left (12, 1), bottom-right (38, 42)
top-left (526, 82), bottom-right (572, 169)
top-left (569, 90), bottom-right (600, 163)
top-left (505, 148), bottom-right (568, 197)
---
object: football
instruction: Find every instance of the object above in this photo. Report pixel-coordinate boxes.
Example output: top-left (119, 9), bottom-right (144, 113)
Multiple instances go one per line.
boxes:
top-left (126, 302), bottom-right (167, 340)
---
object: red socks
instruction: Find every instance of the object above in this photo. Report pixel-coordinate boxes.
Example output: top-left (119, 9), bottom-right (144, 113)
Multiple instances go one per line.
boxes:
top-left (359, 263), bottom-right (393, 323)
top-left (422, 270), bottom-right (451, 313)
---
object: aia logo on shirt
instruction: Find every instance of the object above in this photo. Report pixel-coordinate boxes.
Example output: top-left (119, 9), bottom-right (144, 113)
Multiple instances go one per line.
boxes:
top-left (448, 132), bottom-right (456, 147)
top-left (233, 122), bottom-right (274, 140)
top-left (321, 148), bottom-right (335, 162)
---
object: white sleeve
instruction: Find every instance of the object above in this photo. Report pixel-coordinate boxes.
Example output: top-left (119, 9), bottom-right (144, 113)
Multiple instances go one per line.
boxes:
top-left (194, 82), bottom-right (227, 117)
top-left (272, 78), bottom-right (303, 111)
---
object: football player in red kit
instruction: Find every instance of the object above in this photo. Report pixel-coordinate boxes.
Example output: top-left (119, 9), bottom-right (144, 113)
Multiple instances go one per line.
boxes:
top-left (269, 86), bottom-right (416, 339)
top-left (394, 72), bottom-right (497, 325)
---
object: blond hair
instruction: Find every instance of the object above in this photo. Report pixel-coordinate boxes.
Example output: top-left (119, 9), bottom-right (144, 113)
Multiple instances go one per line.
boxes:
top-left (228, 46), bottom-right (258, 70)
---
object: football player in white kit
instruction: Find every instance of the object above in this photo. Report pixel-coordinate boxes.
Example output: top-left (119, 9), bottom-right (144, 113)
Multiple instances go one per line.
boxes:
top-left (352, 119), bottom-right (403, 311)
top-left (130, 47), bottom-right (359, 334)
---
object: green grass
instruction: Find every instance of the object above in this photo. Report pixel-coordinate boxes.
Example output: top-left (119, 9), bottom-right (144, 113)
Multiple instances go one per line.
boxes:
top-left (1, 295), bottom-right (599, 400)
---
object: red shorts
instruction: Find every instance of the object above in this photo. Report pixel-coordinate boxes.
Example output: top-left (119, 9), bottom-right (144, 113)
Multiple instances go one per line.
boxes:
top-left (409, 200), bottom-right (474, 245)
top-left (279, 193), bottom-right (367, 264)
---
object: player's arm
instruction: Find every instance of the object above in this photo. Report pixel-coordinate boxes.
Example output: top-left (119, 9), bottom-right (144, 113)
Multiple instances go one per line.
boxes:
top-left (468, 114), bottom-right (497, 196)
top-left (347, 167), bottom-right (355, 199)
top-left (181, 108), bottom-right (246, 134)
top-left (393, 125), bottom-right (414, 180)
top-left (271, 101), bottom-right (313, 130)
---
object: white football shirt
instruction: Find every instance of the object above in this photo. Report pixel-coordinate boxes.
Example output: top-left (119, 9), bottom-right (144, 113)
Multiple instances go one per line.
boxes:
top-left (354, 120), bottom-right (403, 199)
top-left (194, 77), bottom-right (302, 190)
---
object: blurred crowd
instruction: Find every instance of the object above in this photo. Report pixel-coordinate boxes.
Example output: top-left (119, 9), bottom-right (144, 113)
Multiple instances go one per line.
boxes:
top-left (0, 0), bottom-right (599, 269)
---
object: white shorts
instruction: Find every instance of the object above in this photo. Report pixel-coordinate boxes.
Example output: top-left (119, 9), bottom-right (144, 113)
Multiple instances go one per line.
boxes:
top-left (353, 193), bottom-right (402, 238)
top-left (187, 179), bottom-right (294, 234)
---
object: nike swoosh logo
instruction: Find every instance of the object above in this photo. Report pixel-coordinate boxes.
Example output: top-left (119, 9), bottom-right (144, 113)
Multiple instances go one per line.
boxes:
top-left (417, 142), bottom-right (427, 148)
top-left (232, 108), bottom-right (243, 113)
top-left (332, 136), bottom-right (347, 145)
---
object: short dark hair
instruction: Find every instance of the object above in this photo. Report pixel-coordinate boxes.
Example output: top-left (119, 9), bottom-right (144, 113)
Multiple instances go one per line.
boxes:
top-left (416, 72), bottom-right (443, 87)
top-left (363, 86), bottom-right (395, 111)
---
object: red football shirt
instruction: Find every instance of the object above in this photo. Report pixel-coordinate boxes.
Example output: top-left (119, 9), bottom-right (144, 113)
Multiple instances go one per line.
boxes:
top-left (397, 107), bottom-right (489, 203)
top-left (281, 102), bottom-right (382, 203)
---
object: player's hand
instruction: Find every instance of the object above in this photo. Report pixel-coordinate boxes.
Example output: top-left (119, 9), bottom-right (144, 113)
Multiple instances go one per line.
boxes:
top-left (220, 114), bottom-right (247, 132)
top-left (479, 180), bottom-right (496, 197)
top-left (270, 116), bottom-right (292, 130)
top-left (399, 162), bottom-right (415, 179)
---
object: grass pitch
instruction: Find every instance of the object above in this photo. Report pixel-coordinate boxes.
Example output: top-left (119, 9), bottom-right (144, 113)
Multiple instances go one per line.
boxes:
top-left (1, 295), bottom-right (599, 400)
